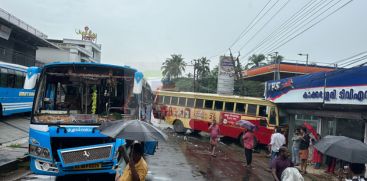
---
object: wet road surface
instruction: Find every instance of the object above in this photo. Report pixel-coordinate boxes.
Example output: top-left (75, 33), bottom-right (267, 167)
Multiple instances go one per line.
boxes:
top-left (10, 121), bottom-right (275, 181)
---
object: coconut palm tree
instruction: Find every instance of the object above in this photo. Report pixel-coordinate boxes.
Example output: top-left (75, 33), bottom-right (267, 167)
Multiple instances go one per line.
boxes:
top-left (272, 55), bottom-right (284, 64)
top-left (161, 54), bottom-right (186, 81)
top-left (247, 54), bottom-right (266, 68)
top-left (194, 57), bottom-right (210, 79)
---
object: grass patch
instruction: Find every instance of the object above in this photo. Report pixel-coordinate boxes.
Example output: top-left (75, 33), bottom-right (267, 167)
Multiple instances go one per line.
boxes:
top-left (7, 143), bottom-right (22, 148)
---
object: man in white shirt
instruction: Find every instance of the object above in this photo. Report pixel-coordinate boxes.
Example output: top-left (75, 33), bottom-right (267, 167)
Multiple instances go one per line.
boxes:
top-left (269, 127), bottom-right (286, 168)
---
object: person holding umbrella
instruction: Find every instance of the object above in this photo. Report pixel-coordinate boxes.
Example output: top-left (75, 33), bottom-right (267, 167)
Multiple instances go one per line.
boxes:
top-left (98, 119), bottom-right (168, 180)
top-left (117, 142), bottom-right (148, 181)
top-left (242, 127), bottom-right (255, 168)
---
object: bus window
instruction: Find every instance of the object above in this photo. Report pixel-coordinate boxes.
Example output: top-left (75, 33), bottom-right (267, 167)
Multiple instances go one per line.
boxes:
top-left (178, 97), bottom-right (186, 106)
top-left (225, 102), bottom-right (234, 112)
top-left (259, 105), bottom-right (267, 117)
top-left (214, 101), bottom-right (223, 111)
top-left (7, 69), bottom-right (15, 88)
top-left (235, 103), bottom-right (245, 113)
top-left (158, 96), bottom-right (164, 104)
top-left (269, 107), bottom-right (277, 125)
top-left (0, 68), bottom-right (8, 87)
top-left (164, 96), bottom-right (171, 105)
top-left (247, 104), bottom-right (257, 116)
top-left (195, 99), bottom-right (204, 108)
top-left (187, 98), bottom-right (195, 107)
top-left (15, 71), bottom-right (24, 88)
top-left (171, 97), bottom-right (178, 105)
top-left (204, 100), bottom-right (213, 109)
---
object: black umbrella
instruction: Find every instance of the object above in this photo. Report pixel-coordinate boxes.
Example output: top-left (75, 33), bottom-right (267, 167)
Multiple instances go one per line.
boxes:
top-left (314, 135), bottom-right (367, 164)
top-left (98, 120), bottom-right (168, 142)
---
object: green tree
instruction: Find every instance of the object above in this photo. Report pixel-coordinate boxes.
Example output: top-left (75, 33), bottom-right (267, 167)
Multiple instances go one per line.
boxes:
top-left (161, 54), bottom-right (186, 81)
top-left (194, 57), bottom-right (210, 79)
top-left (271, 55), bottom-right (284, 64)
top-left (247, 54), bottom-right (266, 68)
top-left (174, 77), bottom-right (194, 92)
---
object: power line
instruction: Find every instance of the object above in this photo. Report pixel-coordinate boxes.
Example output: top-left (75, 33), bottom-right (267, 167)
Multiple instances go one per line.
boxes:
top-left (262, 0), bottom-right (338, 54)
top-left (228, 0), bottom-right (273, 50)
top-left (236, 0), bottom-right (290, 53)
top-left (229, 0), bottom-right (281, 53)
top-left (340, 54), bottom-right (367, 67)
top-left (241, 0), bottom-right (321, 59)
top-left (208, 0), bottom-right (277, 60)
top-left (264, 0), bottom-right (353, 54)
top-left (332, 50), bottom-right (367, 64)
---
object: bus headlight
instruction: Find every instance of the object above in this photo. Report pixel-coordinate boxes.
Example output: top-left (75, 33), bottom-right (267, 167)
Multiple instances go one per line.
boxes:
top-left (29, 145), bottom-right (51, 159)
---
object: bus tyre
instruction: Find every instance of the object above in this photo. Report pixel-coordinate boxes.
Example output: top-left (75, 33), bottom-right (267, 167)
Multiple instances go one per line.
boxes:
top-left (173, 120), bottom-right (186, 134)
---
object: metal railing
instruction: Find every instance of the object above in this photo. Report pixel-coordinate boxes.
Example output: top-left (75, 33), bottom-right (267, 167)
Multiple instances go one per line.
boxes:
top-left (0, 8), bottom-right (47, 39)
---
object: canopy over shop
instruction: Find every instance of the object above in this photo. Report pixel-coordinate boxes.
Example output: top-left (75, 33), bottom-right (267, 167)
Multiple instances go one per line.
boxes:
top-left (265, 66), bottom-right (367, 143)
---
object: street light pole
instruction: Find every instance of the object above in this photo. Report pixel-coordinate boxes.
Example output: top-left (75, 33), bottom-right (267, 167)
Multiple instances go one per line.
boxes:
top-left (187, 60), bottom-right (197, 92)
top-left (298, 53), bottom-right (309, 66)
top-left (268, 52), bottom-right (280, 81)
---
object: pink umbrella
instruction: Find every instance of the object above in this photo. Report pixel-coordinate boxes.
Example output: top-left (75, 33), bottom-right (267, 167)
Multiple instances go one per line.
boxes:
top-left (303, 122), bottom-right (317, 139)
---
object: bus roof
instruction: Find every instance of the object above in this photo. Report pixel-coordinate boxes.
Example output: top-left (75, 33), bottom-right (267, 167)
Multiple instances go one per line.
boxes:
top-left (0, 61), bottom-right (28, 72)
top-left (43, 62), bottom-right (138, 72)
top-left (155, 90), bottom-right (274, 105)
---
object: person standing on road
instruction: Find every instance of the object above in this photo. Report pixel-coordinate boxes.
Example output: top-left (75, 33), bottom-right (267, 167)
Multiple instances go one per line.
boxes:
top-left (117, 142), bottom-right (148, 181)
top-left (242, 128), bottom-right (255, 168)
top-left (269, 128), bottom-right (286, 168)
top-left (271, 147), bottom-right (294, 181)
top-left (208, 119), bottom-right (220, 157)
top-left (345, 163), bottom-right (366, 181)
top-left (291, 129), bottom-right (302, 166)
top-left (299, 127), bottom-right (310, 174)
top-left (312, 134), bottom-right (322, 169)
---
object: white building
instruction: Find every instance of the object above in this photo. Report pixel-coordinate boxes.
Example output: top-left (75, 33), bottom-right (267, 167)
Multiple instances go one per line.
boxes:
top-left (36, 38), bottom-right (101, 64)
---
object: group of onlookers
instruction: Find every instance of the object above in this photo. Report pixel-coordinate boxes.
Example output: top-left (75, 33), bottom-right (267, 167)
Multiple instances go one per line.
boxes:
top-left (208, 120), bottom-right (366, 181)
top-left (269, 128), bottom-right (300, 181)
top-left (291, 127), bottom-right (366, 181)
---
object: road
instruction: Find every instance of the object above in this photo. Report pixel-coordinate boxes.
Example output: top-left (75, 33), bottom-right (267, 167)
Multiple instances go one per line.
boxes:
top-left (1, 115), bottom-right (275, 181)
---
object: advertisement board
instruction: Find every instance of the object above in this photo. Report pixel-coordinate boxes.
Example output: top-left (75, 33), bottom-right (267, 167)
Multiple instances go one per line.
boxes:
top-left (265, 66), bottom-right (367, 105)
top-left (217, 56), bottom-right (234, 95)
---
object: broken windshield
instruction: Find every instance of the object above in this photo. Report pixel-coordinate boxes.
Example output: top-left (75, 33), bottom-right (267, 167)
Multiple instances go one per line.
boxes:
top-left (32, 64), bottom-right (138, 125)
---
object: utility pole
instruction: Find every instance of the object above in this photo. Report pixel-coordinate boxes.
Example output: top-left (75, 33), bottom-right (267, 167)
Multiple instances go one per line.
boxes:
top-left (298, 53), bottom-right (309, 66)
top-left (188, 60), bottom-right (198, 92)
top-left (269, 52), bottom-right (280, 81)
top-left (229, 49), bottom-right (243, 95)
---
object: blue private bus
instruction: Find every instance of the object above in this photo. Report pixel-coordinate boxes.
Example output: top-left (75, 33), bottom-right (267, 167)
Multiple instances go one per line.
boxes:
top-left (28, 62), bottom-right (151, 178)
top-left (0, 61), bottom-right (38, 117)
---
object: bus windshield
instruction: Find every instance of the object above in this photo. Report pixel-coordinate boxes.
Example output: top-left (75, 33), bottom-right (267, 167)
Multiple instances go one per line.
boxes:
top-left (32, 64), bottom-right (137, 125)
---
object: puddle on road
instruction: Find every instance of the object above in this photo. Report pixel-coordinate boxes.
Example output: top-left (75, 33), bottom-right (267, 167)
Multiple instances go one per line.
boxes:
top-left (169, 131), bottom-right (273, 181)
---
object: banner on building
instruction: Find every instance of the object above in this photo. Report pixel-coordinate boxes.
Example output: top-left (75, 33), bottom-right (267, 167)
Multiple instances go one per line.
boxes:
top-left (217, 56), bottom-right (234, 95)
top-left (0, 25), bottom-right (12, 40)
top-left (265, 66), bottom-right (367, 105)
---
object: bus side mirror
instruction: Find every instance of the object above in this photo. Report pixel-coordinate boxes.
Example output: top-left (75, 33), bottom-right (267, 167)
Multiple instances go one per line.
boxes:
top-left (24, 67), bottom-right (41, 90)
top-left (133, 71), bottom-right (143, 94)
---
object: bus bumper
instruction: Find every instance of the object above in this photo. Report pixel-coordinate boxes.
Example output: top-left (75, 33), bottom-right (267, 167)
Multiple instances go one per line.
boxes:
top-left (30, 157), bottom-right (116, 176)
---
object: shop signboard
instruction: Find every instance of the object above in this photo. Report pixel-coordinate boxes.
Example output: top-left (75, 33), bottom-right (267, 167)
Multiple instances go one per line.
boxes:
top-left (265, 66), bottom-right (367, 105)
top-left (217, 56), bottom-right (234, 95)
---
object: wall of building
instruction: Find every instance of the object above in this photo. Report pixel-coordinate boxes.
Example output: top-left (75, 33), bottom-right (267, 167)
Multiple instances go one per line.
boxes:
top-left (0, 36), bottom-right (36, 66)
top-left (36, 47), bottom-right (69, 63)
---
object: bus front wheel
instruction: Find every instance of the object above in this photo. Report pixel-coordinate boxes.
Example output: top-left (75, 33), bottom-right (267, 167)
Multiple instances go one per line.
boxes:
top-left (173, 120), bottom-right (186, 134)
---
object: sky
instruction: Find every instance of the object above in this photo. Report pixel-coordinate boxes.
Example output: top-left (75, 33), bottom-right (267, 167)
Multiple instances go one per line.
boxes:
top-left (2, 0), bottom-right (367, 78)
